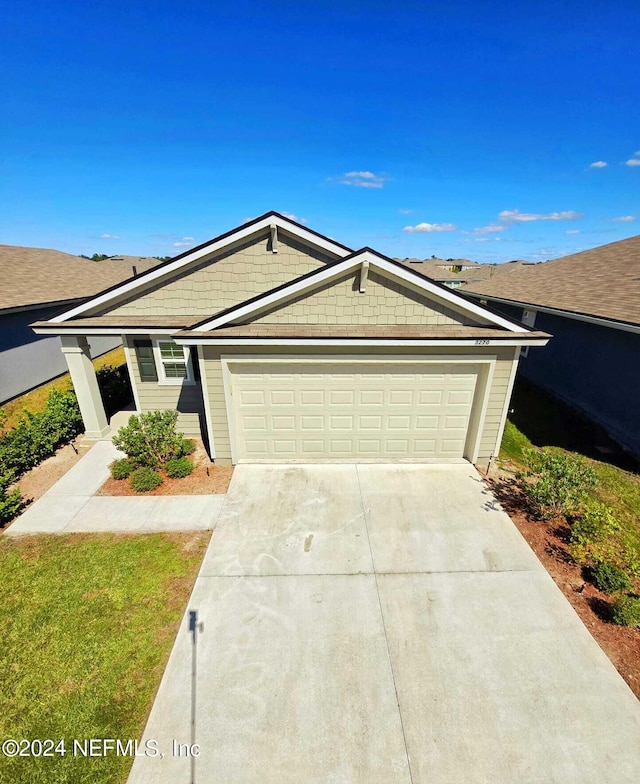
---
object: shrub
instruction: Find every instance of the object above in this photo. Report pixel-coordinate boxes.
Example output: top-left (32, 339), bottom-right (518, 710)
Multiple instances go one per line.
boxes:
top-left (180, 438), bottom-right (196, 456)
top-left (165, 456), bottom-right (194, 478)
top-left (113, 410), bottom-right (184, 467)
top-left (570, 500), bottom-right (621, 565)
top-left (110, 458), bottom-right (134, 480)
top-left (586, 561), bottom-right (632, 594)
top-left (0, 471), bottom-right (22, 526)
top-left (610, 595), bottom-right (640, 627)
top-left (96, 364), bottom-right (133, 417)
top-left (0, 388), bottom-right (83, 478)
top-left (519, 447), bottom-right (598, 518)
top-left (129, 467), bottom-right (163, 493)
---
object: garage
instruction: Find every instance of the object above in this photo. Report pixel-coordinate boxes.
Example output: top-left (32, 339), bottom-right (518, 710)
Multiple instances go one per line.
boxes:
top-left (225, 360), bottom-right (482, 461)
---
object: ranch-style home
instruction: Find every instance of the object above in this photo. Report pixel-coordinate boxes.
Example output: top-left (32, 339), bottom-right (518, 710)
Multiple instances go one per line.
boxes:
top-left (32, 212), bottom-right (550, 469)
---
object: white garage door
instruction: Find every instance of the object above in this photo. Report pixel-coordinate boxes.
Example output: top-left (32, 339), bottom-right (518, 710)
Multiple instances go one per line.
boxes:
top-left (228, 362), bottom-right (478, 461)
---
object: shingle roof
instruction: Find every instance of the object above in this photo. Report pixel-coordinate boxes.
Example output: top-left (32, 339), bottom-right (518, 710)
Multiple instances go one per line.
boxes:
top-left (463, 235), bottom-right (640, 327)
top-left (0, 245), bottom-right (163, 311)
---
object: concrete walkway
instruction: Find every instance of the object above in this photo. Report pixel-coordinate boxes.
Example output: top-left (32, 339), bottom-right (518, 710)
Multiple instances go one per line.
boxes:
top-left (128, 463), bottom-right (640, 784)
top-left (6, 440), bottom-right (226, 535)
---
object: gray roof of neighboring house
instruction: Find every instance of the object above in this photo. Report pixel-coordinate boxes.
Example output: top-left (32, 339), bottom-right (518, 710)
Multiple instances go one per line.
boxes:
top-left (0, 245), bottom-right (163, 311)
top-left (463, 235), bottom-right (640, 327)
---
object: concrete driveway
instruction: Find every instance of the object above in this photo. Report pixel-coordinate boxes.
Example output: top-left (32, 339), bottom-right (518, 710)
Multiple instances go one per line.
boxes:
top-left (128, 464), bottom-right (640, 784)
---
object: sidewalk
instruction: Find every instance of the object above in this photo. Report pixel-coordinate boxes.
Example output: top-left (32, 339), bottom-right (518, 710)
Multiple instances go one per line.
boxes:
top-left (5, 440), bottom-right (227, 536)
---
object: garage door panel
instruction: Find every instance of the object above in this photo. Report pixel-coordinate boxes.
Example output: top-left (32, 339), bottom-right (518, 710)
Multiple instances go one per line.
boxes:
top-left (230, 362), bottom-right (477, 460)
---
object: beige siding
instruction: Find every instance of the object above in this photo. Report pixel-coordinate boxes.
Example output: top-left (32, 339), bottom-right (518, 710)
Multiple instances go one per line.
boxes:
top-left (202, 345), bottom-right (518, 464)
top-left (101, 232), bottom-right (333, 319)
top-left (249, 271), bottom-right (478, 326)
top-left (126, 337), bottom-right (204, 436)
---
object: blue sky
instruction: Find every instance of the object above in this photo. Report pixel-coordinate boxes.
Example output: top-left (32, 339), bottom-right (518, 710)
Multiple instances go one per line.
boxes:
top-left (1, 0), bottom-right (639, 262)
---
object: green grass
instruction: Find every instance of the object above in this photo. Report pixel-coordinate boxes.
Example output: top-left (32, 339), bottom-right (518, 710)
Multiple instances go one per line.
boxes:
top-left (1, 347), bottom-right (126, 433)
top-left (0, 531), bottom-right (209, 783)
top-left (500, 377), bottom-right (640, 573)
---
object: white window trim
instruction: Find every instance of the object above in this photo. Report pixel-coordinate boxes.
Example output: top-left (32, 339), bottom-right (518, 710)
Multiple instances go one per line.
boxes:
top-left (520, 309), bottom-right (537, 357)
top-left (152, 337), bottom-right (195, 385)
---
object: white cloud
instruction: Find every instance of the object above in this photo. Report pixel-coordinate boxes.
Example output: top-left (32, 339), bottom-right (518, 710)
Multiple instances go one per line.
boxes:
top-left (610, 215), bottom-right (636, 222)
top-left (566, 229), bottom-right (580, 234)
top-left (590, 161), bottom-right (607, 168)
top-left (626, 158), bottom-right (640, 167)
top-left (403, 222), bottom-right (457, 233)
top-left (398, 208), bottom-right (414, 215)
top-left (172, 236), bottom-right (195, 248)
top-left (340, 171), bottom-right (387, 188)
top-left (100, 233), bottom-right (119, 239)
top-left (498, 209), bottom-right (582, 222)
top-left (280, 211), bottom-right (307, 224)
top-left (463, 223), bottom-right (507, 235)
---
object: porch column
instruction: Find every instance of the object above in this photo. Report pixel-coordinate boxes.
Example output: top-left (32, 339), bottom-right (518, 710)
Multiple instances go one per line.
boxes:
top-left (60, 336), bottom-right (110, 439)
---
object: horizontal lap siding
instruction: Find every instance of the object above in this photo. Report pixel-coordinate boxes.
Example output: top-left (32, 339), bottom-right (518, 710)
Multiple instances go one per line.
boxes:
top-left (126, 337), bottom-right (204, 437)
top-left (202, 345), bottom-right (518, 464)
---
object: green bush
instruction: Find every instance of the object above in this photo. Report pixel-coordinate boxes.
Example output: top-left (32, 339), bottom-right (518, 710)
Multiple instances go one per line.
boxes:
top-left (0, 388), bottom-right (83, 479)
top-left (610, 594), bottom-right (640, 627)
top-left (110, 458), bottom-right (134, 480)
top-left (586, 561), bottom-right (632, 594)
top-left (570, 500), bottom-right (621, 565)
top-left (519, 447), bottom-right (598, 518)
top-left (129, 467), bottom-right (163, 492)
top-left (0, 471), bottom-right (23, 526)
top-left (96, 364), bottom-right (133, 417)
top-left (165, 456), bottom-right (194, 478)
top-left (180, 438), bottom-right (197, 456)
top-left (113, 410), bottom-right (184, 467)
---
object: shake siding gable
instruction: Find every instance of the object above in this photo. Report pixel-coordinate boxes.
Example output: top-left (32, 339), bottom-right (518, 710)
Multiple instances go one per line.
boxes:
top-left (98, 232), bottom-right (334, 319)
top-left (246, 270), bottom-right (479, 327)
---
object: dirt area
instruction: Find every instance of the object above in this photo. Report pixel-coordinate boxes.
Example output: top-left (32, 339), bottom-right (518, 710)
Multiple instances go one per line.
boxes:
top-left (98, 439), bottom-right (234, 496)
top-left (11, 438), bottom-right (90, 506)
top-left (488, 462), bottom-right (640, 701)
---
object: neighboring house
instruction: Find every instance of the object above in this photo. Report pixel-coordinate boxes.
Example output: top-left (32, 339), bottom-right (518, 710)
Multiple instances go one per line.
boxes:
top-left (396, 258), bottom-right (533, 289)
top-left (463, 235), bottom-right (640, 458)
top-left (32, 213), bottom-right (549, 469)
top-left (0, 246), bottom-right (161, 403)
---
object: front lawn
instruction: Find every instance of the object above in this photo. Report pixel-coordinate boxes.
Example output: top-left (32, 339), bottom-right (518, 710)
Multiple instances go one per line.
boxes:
top-left (0, 531), bottom-right (209, 783)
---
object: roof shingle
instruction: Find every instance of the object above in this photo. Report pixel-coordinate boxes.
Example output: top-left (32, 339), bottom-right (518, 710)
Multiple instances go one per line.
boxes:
top-left (463, 235), bottom-right (640, 327)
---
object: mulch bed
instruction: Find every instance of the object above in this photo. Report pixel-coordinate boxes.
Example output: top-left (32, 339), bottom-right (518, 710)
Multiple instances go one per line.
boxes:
top-left (487, 463), bottom-right (640, 700)
top-left (97, 439), bottom-right (234, 496)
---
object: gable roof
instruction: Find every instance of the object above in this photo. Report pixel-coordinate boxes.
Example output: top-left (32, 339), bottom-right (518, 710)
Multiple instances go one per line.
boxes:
top-left (464, 235), bottom-right (640, 328)
top-left (49, 212), bottom-right (351, 323)
top-left (31, 214), bottom-right (550, 346)
top-left (0, 245), bottom-right (162, 312)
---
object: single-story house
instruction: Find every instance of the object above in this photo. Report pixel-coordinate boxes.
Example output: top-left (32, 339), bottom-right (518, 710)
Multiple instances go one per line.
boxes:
top-left (32, 213), bottom-right (549, 469)
top-left (0, 245), bottom-right (161, 403)
top-left (463, 235), bottom-right (640, 459)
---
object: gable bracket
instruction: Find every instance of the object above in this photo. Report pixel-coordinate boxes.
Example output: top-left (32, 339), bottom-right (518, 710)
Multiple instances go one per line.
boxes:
top-left (359, 260), bottom-right (369, 293)
top-left (270, 224), bottom-right (278, 253)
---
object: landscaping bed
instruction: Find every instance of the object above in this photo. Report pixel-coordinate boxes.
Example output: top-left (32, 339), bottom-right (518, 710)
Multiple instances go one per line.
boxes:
top-left (491, 378), bottom-right (640, 700)
top-left (98, 438), bottom-right (233, 496)
top-left (488, 465), bottom-right (640, 700)
top-left (0, 530), bottom-right (210, 784)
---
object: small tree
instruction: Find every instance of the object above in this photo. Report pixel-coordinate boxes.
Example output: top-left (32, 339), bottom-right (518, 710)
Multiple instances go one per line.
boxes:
top-left (113, 410), bottom-right (184, 467)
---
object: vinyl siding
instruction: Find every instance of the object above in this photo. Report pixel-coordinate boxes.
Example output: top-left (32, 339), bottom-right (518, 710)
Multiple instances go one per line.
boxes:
top-left (125, 337), bottom-right (204, 436)
top-left (202, 345), bottom-right (518, 464)
top-left (101, 231), bottom-right (334, 319)
top-left (248, 271), bottom-right (479, 326)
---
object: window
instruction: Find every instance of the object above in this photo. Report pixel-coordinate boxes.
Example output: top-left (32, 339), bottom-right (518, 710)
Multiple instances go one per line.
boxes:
top-left (153, 339), bottom-right (194, 384)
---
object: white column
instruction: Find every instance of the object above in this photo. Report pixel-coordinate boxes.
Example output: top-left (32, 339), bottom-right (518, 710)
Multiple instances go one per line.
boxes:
top-left (60, 336), bottom-right (110, 439)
